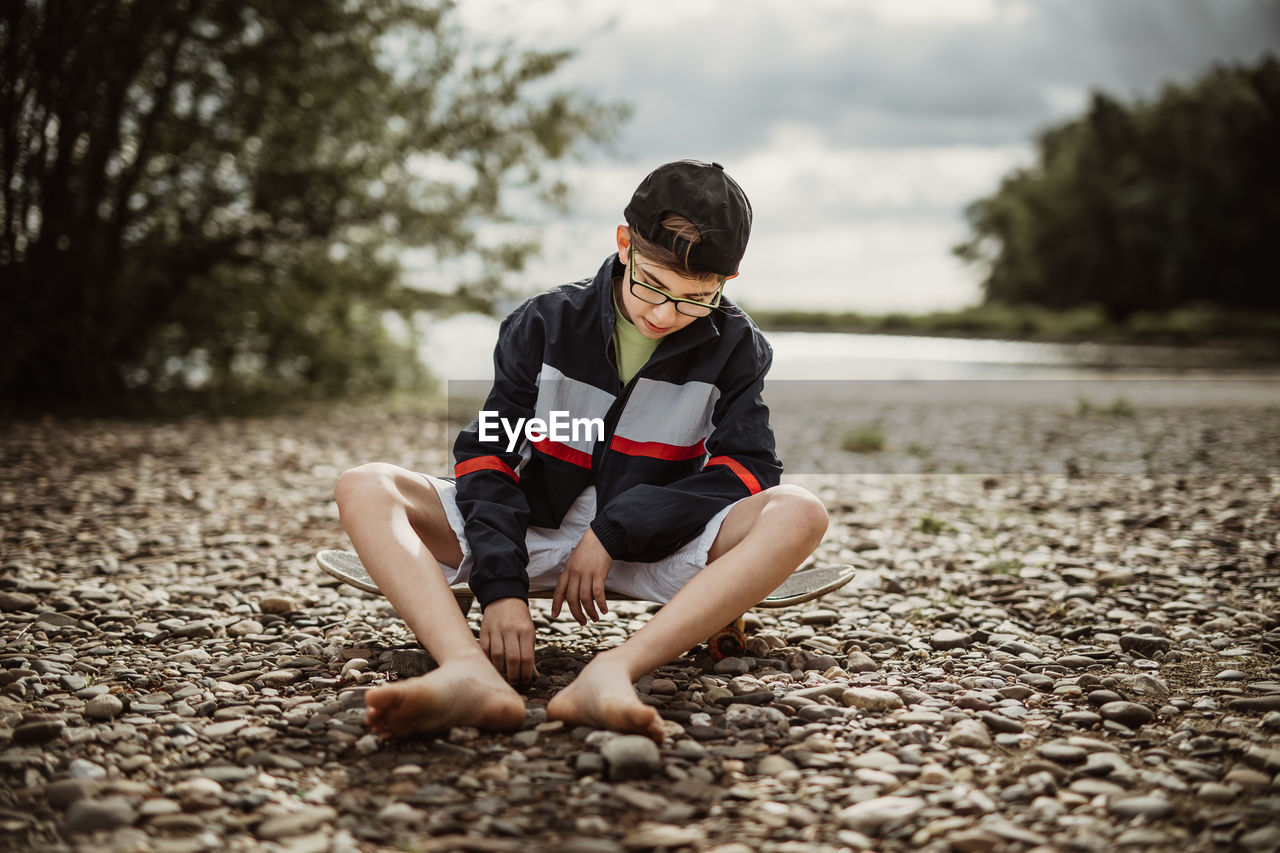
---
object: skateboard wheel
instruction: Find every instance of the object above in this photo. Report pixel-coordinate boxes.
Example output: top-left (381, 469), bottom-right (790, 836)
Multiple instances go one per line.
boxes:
top-left (454, 593), bottom-right (474, 616)
top-left (709, 617), bottom-right (747, 661)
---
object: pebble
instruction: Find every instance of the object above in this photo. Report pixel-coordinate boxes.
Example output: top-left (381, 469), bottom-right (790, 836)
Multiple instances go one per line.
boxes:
top-left (255, 807), bottom-right (337, 840)
top-left (1109, 796), bottom-right (1174, 820)
top-left (6, 410), bottom-right (1279, 853)
top-left (844, 651), bottom-right (878, 672)
top-left (601, 735), bottom-right (661, 781)
top-left (83, 693), bottom-right (124, 721)
top-left (948, 718), bottom-right (993, 748)
top-left (841, 687), bottom-right (904, 711)
top-left (61, 797), bottom-right (137, 834)
top-left (838, 796), bottom-right (926, 832)
top-left (1038, 742), bottom-right (1088, 764)
top-left (1099, 701), bottom-right (1156, 728)
top-left (929, 629), bottom-right (971, 650)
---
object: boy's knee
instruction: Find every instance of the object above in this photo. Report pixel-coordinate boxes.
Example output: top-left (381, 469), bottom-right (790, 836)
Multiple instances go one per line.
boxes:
top-left (334, 462), bottom-right (400, 511)
top-left (764, 485), bottom-right (829, 543)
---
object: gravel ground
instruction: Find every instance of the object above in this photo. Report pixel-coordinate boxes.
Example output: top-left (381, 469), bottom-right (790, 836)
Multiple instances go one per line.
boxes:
top-left (1, 390), bottom-right (1279, 853)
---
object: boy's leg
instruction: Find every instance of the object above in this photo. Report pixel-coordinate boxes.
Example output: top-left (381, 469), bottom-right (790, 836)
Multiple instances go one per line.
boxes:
top-left (547, 484), bottom-right (828, 741)
top-left (334, 463), bottom-right (525, 736)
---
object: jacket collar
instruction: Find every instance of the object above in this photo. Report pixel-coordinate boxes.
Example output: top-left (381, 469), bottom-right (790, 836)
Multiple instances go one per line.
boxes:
top-left (594, 253), bottom-right (721, 359)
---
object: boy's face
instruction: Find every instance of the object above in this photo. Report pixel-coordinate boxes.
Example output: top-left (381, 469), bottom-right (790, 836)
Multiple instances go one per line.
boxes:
top-left (615, 230), bottom-right (724, 340)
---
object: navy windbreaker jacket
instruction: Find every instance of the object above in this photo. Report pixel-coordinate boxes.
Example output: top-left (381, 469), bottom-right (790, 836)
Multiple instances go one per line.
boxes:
top-left (453, 253), bottom-right (782, 609)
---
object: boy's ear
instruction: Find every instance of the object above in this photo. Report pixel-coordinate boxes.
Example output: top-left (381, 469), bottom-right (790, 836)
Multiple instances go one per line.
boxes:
top-left (616, 225), bottom-right (630, 255)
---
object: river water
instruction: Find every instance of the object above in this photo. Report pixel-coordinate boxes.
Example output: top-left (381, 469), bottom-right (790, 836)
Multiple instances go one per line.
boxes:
top-left (419, 313), bottom-right (1277, 383)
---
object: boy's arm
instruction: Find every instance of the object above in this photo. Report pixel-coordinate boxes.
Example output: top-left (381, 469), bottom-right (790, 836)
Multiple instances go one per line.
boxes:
top-left (589, 339), bottom-right (782, 563)
top-left (453, 307), bottom-right (540, 610)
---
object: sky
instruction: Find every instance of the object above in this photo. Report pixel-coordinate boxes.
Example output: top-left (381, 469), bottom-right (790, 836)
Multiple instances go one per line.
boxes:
top-left (427, 0), bottom-right (1279, 314)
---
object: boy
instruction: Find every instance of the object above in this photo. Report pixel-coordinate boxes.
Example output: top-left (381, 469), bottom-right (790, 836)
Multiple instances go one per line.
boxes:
top-left (335, 161), bottom-right (828, 742)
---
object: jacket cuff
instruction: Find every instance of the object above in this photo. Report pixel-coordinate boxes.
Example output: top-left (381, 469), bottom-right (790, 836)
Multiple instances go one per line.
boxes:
top-left (472, 579), bottom-right (530, 611)
top-left (590, 516), bottom-right (627, 560)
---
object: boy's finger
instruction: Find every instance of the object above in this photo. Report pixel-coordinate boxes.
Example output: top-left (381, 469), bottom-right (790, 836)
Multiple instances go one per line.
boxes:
top-left (593, 575), bottom-right (607, 617)
top-left (567, 578), bottom-right (586, 625)
top-left (551, 572), bottom-right (568, 618)
top-left (520, 633), bottom-right (534, 684)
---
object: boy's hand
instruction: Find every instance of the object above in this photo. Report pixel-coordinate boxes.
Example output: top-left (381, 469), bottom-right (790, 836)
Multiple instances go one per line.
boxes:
top-left (552, 529), bottom-right (612, 625)
top-left (479, 597), bottom-right (537, 685)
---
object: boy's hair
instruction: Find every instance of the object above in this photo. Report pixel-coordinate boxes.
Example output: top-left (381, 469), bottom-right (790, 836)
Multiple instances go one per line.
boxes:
top-left (624, 160), bottom-right (752, 279)
top-left (629, 215), bottom-right (724, 284)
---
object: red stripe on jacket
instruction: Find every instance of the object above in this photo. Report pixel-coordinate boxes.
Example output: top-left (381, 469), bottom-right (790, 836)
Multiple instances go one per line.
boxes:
top-left (532, 438), bottom-right (592, 469)
top-left (706, 455), bottom-right (762, 494)
top-left (454, 455), bottom-right (518, 481)
top-left (609, 435), bottom-right (707, 462)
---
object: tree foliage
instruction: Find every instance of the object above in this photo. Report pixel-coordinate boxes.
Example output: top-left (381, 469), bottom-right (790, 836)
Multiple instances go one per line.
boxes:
top-left (955, 55), bottom-right (1280, 320)
top-left (1, 0), bottom-right (624, 408)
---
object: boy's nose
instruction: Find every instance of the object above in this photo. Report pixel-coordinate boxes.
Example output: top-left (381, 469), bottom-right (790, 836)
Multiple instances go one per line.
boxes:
top-left (653, 301), bottom-right (678, 322)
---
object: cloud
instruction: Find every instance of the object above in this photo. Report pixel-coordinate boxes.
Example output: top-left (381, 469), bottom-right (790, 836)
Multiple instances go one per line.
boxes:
top-left (448, 0), bottom-right (1278, 311)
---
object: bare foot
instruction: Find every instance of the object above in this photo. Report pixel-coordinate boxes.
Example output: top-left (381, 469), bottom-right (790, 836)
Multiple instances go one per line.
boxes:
top-left (547, 651), bottom-right (665, 743)
top-left (365, 657), bottom-right (525, 738)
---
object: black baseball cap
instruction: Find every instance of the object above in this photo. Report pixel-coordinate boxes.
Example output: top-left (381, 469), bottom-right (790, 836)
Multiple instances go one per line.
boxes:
top-left (624, 160), bottom-right (752, 278)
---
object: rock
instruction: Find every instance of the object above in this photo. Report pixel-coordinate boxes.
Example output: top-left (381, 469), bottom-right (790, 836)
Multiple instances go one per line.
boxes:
top-left (1240, 826), bottom-right (1280, 853)
top-left (1109, 796), bottom-right (1173, 820)
top-left (841, 688), bottom-right (903, 712)
top-left (837, 796), bottom-right (925, 833)
top-left (713, 657), bottom-right (750, 676)
top-left (61, 797), bottom-right (137, 834)
top-left (84, 694), bottom-right (124, 721)
top-left (1224, 767), bottom-right (1272, 789)
top-left (259, 596), bottom-right (297, 614)
top-left (1099, 701), bottom-right (1155, 728)
top-left (169, 777), bottom-right (224, 810)
top-left (1196, 782), bottom-right (1237, 804)
top-left (620, 823), bottom-right (703, 847)
top-left (979, 712), bottom-right (1024, 734)
top-left (255, 806), bottom-right (337, 840)
top-left (929, 629), bottom-right (971, 650)
top-left (1242, 746), bottom-right (1280, 773)
top-left (0, 591), bottom-right (39, 611)
top-left (948, 718), bottom-right (993, 749)
top-left (601, 735), bottom-right (661, 782)
top-left (14, 718), bottom-right (64, 744)
top-left (66, 759), bottom-right (106, 780)
top-left (800, 609), bottom-right (840, 626)
top-left (1118, 634), bottom-right (1173, 657)
top-left (844, 651), bottom-right (878, 673)
top-left (45, 779), bottom-right (103, 810)
top-left (756, 755), bottom-right (797, 776)
top-left (390, 649), bottom-right (433, 677)
top-left (1037, 742), bottom-right (1088, 764)
top-left (228, 618), bottom-right (264, 637)
top-left (1227, 695), bottom-right (1280, 714)
top-left (724, 703), bottom-right (787, 731)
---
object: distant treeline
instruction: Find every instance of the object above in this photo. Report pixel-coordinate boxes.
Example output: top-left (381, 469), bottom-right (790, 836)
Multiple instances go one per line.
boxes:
top-left (955, 55), bottom-right (1280, 320)
top-left (748, 303), bottom-right (1280, 351)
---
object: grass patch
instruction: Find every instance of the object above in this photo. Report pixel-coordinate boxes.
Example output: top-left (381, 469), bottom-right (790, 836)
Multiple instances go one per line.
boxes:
top-left (1077, 396), bottom-right (1136, 417)
top-left (840, 424), bottom-right (886, 454)
top-left (918, 515), bottom-right (956, 535)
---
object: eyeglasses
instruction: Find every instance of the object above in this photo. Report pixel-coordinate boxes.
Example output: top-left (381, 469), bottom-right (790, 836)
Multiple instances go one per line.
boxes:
top-left (628, 250), bottom-right (724, 317)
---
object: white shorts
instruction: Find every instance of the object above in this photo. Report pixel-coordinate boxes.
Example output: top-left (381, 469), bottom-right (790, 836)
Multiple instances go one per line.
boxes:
top-left (425, 475), bottom-right (740, 603)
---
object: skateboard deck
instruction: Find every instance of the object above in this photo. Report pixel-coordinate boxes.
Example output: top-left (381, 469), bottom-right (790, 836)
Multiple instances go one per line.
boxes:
top-left (315, 548), bottom-right (856, 610)
top-left (317, 549), bottom-right (854, 660)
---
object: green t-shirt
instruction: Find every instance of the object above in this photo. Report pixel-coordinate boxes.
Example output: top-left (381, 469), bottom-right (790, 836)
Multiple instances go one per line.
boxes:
top-left (612, 287), bottom-right (659, 384)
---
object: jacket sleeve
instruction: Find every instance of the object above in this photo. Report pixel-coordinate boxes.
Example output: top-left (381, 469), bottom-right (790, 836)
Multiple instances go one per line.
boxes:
top-left (452, 305), bottom-right (540, 609)
top-left (589, 335), bottom-right (782, 562)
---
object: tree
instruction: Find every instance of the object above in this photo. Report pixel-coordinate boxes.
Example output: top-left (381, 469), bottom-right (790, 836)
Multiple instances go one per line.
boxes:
top-left (1, 0), bottom-right (625, 407)
top-left (955, 55), bottom-right (1280, 320)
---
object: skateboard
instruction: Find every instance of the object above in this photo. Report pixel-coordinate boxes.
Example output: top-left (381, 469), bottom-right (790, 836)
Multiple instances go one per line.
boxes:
top-left (315, 549), bottom-right (856, 660)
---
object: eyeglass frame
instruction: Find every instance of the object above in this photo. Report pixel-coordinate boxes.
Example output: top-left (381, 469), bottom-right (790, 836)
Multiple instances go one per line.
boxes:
top-left (628, 249), bottom-right (725, 318)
